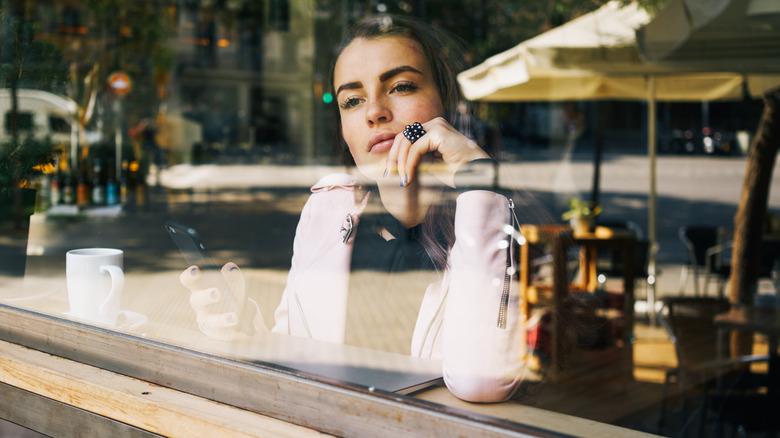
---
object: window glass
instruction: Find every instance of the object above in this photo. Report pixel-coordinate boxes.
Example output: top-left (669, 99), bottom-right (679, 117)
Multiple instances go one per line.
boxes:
top-left (2, 1), bottom-right (780, 436)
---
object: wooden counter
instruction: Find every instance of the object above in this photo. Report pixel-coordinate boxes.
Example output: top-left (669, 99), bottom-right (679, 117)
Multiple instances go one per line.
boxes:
top-left (0, 267), bottom-right (656, 437)
top-left (0, 338), bottom-right (660, 438)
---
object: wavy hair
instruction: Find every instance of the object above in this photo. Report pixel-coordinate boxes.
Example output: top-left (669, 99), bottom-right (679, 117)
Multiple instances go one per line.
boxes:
top-left (330, 15), bottom-right (475, 271)
top-left (330, 14), bottom-right (473, 166)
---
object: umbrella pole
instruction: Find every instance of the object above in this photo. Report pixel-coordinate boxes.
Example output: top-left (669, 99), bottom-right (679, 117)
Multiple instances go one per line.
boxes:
top-left (647, 76), bottom-right (658, 325)
top-left (591, 102), bottom-right (604, 209)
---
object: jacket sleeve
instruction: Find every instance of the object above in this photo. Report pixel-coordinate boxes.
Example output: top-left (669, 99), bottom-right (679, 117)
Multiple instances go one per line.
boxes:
top-left (271, 174), bottom-right (363, 344)
top-left (441, 190), bottom-right (527, 402)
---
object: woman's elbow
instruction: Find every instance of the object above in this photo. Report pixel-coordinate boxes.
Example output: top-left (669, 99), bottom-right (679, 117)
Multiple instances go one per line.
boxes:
top-left (442, 364), bottom-right (526, 403)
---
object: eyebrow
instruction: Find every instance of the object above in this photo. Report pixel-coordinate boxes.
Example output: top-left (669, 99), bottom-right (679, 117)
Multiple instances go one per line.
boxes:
top-left (335, 65), bottom-right (423, 96)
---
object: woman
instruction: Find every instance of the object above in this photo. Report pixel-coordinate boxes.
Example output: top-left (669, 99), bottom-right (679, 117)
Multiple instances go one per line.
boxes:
top-left (181, 15), bottom-right (526, 403)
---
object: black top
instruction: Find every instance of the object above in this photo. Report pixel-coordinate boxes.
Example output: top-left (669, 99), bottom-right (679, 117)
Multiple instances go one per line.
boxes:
top-left (349, 190), bottom-right (436, 272)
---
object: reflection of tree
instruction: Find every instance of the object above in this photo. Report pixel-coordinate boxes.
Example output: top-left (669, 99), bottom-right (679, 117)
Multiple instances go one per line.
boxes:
top-left (0, 0), bottom-right (68, 192)
top-left (74, 0), bottom-right (177, 174)
top-left (350, 0), bottom-right (670, 63)
top-left (728, 86), bottom-right (780, 356)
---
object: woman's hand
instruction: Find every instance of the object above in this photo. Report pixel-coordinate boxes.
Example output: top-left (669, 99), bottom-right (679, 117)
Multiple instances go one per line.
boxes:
top-left (179, 262), bottom-right (267, 340)
top-left (387, 117), bottom-right (490, 187)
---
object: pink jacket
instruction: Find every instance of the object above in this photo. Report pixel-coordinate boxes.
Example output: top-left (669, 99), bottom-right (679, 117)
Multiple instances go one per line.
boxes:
top-left (271, 174), bottom-right (526, 402)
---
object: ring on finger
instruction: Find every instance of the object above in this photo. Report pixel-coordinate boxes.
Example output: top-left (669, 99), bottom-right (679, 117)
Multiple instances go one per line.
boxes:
top-left (403, 122), bottom-right (426, 144)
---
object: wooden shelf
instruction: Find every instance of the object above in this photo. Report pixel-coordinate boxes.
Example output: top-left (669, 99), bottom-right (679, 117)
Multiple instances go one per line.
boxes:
top-left (520, 224), bottom-right (636, 382)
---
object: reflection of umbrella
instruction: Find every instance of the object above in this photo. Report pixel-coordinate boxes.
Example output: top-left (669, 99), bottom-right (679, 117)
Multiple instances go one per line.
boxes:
top-left (637, 0), bottom-right (780, 73)
top-left (457, 0), bottom-right (780, 316)
top-left (638, 0), bottom-right (780, 353)
top-left (459, 1), bottom-right (778, 102)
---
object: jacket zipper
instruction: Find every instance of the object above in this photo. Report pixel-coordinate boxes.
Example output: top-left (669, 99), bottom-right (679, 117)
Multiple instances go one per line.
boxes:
top-left (497, 198), bottom-right (518, 329)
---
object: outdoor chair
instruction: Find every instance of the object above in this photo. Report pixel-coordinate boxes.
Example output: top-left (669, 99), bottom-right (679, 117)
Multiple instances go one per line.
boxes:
top-left (595, 220), bottom-right (653, 296)
top-left (678, 226), bottom-right (731, 297)
top-left (657, 297), bottom-right (769, 437)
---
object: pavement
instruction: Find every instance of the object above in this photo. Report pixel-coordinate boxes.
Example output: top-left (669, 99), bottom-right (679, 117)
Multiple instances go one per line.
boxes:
top-left (5, 152), bottom-right (780, 346)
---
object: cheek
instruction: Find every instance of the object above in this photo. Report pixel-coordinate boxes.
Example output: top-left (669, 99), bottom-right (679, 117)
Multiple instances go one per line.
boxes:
top-left (406, 96), bottom-right (444, 122)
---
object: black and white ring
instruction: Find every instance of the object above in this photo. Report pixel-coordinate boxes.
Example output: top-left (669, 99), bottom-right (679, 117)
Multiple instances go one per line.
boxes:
top-left (402, 122), bottom-right (426, 144)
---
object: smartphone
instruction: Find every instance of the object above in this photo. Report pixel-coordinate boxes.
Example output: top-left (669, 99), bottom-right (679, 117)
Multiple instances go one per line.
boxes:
top-left (165, 220), bottom-right (254, 335)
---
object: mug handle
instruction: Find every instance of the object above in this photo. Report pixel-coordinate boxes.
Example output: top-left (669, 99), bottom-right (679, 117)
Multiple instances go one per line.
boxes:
top-left (98, 264), bottom-right (124, 316)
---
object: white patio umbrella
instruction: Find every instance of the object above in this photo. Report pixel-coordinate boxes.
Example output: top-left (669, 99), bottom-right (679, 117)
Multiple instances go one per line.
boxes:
top-left (637, 0), bottom-right (780, 315)
top-left (458, 1), bottom-right (778, 102)
top-left (637, 0), bottom-right (780, 74)
top-left (457, 0), bottom-right (780, 317)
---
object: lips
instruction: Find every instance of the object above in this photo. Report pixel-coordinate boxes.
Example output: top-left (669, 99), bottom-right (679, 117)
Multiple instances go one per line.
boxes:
top-left (368, 131), bottom-right (396, 154)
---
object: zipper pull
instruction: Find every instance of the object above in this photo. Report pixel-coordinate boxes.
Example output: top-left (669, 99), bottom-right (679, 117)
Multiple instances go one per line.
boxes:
top-left (340, 214), bottom-right (354, 243)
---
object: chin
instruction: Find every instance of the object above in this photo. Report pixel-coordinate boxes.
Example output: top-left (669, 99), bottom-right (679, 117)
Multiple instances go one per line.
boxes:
top-left (354, 163), bottom-right (382, 182)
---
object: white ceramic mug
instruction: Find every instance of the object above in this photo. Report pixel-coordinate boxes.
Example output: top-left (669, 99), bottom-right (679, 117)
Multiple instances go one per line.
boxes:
top-left (66, 248), bottom-right (124, 325)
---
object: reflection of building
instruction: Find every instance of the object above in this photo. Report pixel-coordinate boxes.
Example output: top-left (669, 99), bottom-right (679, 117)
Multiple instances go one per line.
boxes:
top-left (171, 0), bottom-right (317, 162)
top-left (27, 0), bottom-right (320, 164)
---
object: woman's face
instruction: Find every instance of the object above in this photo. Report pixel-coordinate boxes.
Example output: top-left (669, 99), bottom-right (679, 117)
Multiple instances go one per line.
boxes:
top-left (334, 36), bottom-right (444, 180)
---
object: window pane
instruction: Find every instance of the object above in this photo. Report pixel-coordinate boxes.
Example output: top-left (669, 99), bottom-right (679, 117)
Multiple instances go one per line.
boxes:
top-left (2, 1), bottom-right (780, 436)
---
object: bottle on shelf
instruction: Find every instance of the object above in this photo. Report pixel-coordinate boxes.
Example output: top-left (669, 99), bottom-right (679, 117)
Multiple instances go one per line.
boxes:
top-left (106, 161), bottom-right (118, 206)
top-left (120, 160), bottom-right (129, 204)
top-left (62, 169), bottom-right (75, 205)
top-left (50, 160), bottom-right (61, 206)
top-left (76, 166), bottom-right (90, 207)
top-left (91, 158), bottom-right (105, 206)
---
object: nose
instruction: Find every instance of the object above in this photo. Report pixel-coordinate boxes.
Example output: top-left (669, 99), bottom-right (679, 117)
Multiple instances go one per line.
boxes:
top-left (365, 97), bottom-right (391, 126)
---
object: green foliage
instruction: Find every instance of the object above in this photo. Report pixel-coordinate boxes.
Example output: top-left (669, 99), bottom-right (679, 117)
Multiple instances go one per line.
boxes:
top-left (617, 0), bottom-right (669, 14)
top-left (0, 136), bottom-right (56, 193)
top-left (0, 13), bottom-right (69, 93)
top-left (562, 197), bottom-right (602, 220)
top-left (0, 4), bottom-right (67, 192)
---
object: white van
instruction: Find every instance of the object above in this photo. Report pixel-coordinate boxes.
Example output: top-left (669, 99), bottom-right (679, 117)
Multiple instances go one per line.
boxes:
top-left (0, 89), bottom-right (78, 146)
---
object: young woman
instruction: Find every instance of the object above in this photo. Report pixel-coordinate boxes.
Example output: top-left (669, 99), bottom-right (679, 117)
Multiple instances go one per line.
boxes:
top-left (181, 15), bottom-right (526, 403)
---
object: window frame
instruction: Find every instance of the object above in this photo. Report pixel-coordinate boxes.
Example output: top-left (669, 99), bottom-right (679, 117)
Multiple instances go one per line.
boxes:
top-left (0, 304), bottom-right (563, 438)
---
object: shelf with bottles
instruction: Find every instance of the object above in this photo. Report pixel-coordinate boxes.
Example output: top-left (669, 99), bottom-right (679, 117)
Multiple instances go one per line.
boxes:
top-left (33, 154), bottom-right (147, 218)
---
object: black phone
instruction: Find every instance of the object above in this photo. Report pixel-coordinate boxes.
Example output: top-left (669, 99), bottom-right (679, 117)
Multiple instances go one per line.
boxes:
top-left (165, 220), bottom-right (254, 335)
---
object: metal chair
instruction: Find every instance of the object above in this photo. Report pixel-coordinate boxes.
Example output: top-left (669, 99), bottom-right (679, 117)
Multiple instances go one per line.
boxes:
top-left (678, 226), bottom-right (731, 297)
top-left (657, 297), bottom-right (769, 437)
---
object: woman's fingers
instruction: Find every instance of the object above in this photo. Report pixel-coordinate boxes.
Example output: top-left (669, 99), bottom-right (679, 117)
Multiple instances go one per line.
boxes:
top-left (180, 265), bottom-right (203, 291)
top-left (387, 117), bottom-right (489, 187)
top-left (391, 120), bottom-right (433, 186)
top-left (396, 131), bottom-right (412, 186)
top-left (179, 262), bottom-right (255, 339)
top-left (221, 262), bottom-right (245, 301)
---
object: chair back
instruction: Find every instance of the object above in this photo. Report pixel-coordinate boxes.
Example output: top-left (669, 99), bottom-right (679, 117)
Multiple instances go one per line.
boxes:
top-left (758, 240), bottom-right (780, 278)
top-left (658, 297), bottom-right (730, 373)
top-left (596, 221), bottom-right (648, 277)
top-left (679, 226), bottom-right (720, 269)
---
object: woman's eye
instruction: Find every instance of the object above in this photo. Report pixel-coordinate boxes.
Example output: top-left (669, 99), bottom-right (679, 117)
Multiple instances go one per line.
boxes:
top-left (340, 97), bottom-right (362, 109)
top-left (393, 82), bottom-right (417, 93)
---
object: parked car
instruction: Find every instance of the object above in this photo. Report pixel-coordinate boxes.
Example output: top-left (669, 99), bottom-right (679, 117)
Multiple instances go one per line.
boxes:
top-left (658, 126), bottom-right (738, 156)
top-left (0, 89), bottom-right (78, 146)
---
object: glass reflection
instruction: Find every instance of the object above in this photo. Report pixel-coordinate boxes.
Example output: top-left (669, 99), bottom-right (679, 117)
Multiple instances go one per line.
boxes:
top-left (3, 0), bottom-right (780, 435)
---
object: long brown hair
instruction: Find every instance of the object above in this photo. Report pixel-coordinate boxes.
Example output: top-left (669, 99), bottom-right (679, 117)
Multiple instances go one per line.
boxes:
top-left (331, 15), bottom-right (475, 271)
top-left (330, 14), bottom-right (473, 166)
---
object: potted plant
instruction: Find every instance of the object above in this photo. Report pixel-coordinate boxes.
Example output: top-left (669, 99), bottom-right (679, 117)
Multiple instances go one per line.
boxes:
top-left (562, 197), bottom-right (602, 236)
top-left (0, 135), bottom-right (57, 276)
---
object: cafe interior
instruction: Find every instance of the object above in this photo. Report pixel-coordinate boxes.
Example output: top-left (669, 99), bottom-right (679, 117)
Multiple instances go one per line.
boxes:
top-left (1, 0), bottom-right (780, 437)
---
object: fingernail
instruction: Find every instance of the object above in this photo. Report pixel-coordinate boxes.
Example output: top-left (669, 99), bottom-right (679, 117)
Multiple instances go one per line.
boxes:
top-left (404, 174), bottom-right (408, 184)
top-left (190, 267), bottom-right (198, 275)
top-left (210, 289), bottom-right (219, 300)
top-left (226, 313), bottom-right (236, 324)
top-left (383, 168), bottom-right (388, 179)
top-left (229, 266), bottom-right (239, 271)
